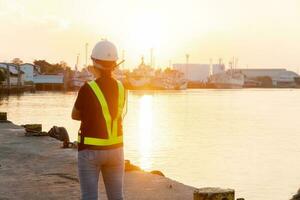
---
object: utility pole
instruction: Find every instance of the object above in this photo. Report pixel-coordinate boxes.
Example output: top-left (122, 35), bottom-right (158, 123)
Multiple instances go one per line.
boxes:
top-left (150, 48), bottom-right (154, 69)
top-left (185, 54), bottom-right (190, 80)
top-left (6, 64), bottom-right (10, 90)
top-left (209, 58), bottom-right (213, 76)
top-left (17, 64), bottom-right (21, 91)
top-left (85, 43), bottom-right (88, 67)
top-left (75, 54), bottom-right (79, 71)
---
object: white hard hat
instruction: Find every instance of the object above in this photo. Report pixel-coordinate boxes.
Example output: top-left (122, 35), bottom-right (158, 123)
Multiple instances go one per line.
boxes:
top-left (91, 40), bottom-right (118, 61)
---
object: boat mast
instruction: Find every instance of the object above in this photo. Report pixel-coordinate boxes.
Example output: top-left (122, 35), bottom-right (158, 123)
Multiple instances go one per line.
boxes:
top-left (150, 48), bottom-right (154, 69)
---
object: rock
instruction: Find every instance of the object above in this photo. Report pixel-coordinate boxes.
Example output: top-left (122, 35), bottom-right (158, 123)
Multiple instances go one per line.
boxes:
top-left (22, 124), bottom-right (42, 132)
top-left (125, 160), bottom-right (141, 171)
top-left (150, 170), bottom-right (165, 177)
top-left (193, 187), bottom-right (234, 200)
top-left (48, 126), bottom-right (70, 148)
top-left (291, 191), bottom-right (300, 200)
top-left (25, 131), bottom-right (49, 136)
top-left (0, 112), bottom-right (7, 121)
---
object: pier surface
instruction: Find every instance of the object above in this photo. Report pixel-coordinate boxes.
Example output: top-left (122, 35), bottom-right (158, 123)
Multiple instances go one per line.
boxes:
top-left (0, 122), bottom-right (195, 200)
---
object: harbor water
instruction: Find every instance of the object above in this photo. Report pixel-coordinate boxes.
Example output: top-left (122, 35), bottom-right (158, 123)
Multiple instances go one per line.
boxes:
top-left (1, 89), bottom-right (300, 200)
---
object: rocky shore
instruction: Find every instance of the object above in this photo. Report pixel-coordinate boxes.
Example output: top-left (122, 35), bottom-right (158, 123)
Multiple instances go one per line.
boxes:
top-left (0, 121), bottom-right (196, 200)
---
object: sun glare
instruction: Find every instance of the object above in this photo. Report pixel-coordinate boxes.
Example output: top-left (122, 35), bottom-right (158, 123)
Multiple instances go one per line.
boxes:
top-left (128, 12), bottom-right (165, 52)
top-left (138, 95), bottom-right (154, 170)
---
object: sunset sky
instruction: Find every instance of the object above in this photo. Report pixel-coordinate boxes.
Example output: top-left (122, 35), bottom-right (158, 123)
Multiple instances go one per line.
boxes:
top-left (0, 0), bottom-right (299, 71)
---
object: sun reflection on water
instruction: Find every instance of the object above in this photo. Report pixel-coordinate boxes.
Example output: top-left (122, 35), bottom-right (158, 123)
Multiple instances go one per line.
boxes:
top-left (138, 95), bottom-right (154, 170)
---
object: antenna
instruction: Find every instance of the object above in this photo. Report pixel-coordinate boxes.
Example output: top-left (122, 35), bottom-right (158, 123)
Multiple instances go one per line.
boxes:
top-left (85, 43), bottom-right (88, 67)
top-left (122, 50), bottom-right (125, 70)
top-left (185, 54), bottom-right (190, 80)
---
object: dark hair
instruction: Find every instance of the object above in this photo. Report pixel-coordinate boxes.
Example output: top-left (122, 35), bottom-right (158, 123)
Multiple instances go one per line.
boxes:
top-left (93, 59), bottom-right (116, 77)
top-left (94, 67), bottom-right (112, 77)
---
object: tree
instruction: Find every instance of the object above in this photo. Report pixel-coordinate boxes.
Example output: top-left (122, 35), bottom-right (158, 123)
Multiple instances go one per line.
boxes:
top-left (11, 58), bottom-right (23, 65)
top-left (0, 68), bottom-right (6, 83)
top-left (33, 60), bottom-right (71, 74)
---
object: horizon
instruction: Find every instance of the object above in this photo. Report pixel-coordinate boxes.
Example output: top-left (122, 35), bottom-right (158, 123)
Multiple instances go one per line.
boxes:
top-left (1, 0), bottom-right (300, 72)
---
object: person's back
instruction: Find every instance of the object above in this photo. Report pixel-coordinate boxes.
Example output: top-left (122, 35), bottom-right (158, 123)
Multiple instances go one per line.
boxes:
top-left (72, 40), bottom-right (126, 200)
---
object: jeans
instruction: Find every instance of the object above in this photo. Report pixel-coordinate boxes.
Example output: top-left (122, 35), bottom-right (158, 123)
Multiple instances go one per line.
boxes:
top-left (78, 147), bottom-right (124, 200)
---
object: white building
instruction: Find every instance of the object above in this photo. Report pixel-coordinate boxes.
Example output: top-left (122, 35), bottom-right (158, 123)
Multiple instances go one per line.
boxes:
top-left (173, 64), bottom-right (210, 82)
top-left (237, 68), bottom-right (299, 86)
top-left (0, 63), bottom-right (25, 86)
top-left (19, 63), bottom-right (40, 82)
top-left (19, 63), bottom-right (64, 84)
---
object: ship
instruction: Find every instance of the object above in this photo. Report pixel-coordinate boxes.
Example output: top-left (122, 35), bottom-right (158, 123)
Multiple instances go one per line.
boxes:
top-left (127, 57), bottom-right (155, 89)
top-left (151, 68), bottom-right (188, 90)
top-left (209, 70), bottom-right (245, 89)
top-left (70, 68), bottom-right (94, 89)
top-left (127, 58), bottom-right (187, 90)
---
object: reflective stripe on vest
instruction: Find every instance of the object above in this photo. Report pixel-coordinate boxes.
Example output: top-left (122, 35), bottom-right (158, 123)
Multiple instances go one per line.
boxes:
top-left (78, 80), bottom-right (125, 146)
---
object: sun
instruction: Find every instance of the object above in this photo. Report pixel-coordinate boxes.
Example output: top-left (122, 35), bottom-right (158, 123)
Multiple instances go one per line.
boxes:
top-left (128, 11), bottom-right (165, 52)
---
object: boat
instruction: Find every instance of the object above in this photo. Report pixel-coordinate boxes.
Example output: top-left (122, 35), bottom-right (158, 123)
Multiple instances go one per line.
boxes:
top-left (127, 58), bottom-right (187, 90)
top-left (127, 57), bottom-right (154, 89)
top-left (209, 70), bottom-right (245, 89)
top-left (70, 68), bottom-right (94, 89)
top-left (151, 68), bottom-right (188, 90)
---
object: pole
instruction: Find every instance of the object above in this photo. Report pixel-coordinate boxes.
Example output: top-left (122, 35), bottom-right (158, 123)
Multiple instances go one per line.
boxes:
top-left (150, 48), bottom-right (153, 69)
top-left (209, 58), bottom-right (212, 75)
top-left (17, 64), bottom-right (21, 91)
top-left (6, 64), bottom-right (10, 90)
top-left (122, 50), bottom-right (125, 70)
top-left (85, 43), bottom-right (88, 67)
top-left (185, 54), bottom-right (189, 80)
top-left (76, 54), bottom-right (79, 71)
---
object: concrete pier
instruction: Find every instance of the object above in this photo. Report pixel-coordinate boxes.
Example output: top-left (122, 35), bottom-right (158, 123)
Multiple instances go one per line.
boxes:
top-left (0, 122), bottom-right (196, 199)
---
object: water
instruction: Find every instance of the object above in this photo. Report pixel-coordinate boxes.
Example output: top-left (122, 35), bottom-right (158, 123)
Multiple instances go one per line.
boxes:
top-left (1, 89), bottom-right (300, 200)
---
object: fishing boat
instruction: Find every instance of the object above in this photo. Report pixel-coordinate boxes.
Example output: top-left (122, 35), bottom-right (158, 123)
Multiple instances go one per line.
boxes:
top-left (209, 70), bottom-right (245, 89)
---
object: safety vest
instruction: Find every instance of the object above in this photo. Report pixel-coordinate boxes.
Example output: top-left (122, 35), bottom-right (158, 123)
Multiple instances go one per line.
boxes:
top-left (78, 80), bottom-right (125, 146)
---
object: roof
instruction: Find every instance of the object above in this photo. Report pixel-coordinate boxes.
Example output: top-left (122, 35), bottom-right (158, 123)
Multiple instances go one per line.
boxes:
top-left (0, 63), bottom-right (24, 74)
top-left (236, 68), bottom-right (299, 80)
top-left (34, 75), bottom-right (64, 84)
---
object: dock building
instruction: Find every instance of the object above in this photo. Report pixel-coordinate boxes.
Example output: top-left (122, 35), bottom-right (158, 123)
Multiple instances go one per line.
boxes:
top-left (236, 68), bottom-right (299, 87)
top-left (0, 63), bottom-right (64, 90)
top-left (0, 63), bottom-right (25, 86)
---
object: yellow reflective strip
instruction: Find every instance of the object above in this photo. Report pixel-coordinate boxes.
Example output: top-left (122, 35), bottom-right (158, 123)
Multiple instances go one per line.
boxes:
top-left (77, 135), bottom-right (81, 143)
top-left (111, 81), bottom-right (125, 137)
top-left (112, 120), bottom-right (118, 137)
top-left (83, 136), bottom-right (123, 146)
top-left (88, 81), bottom-right (112, 136)
top-left (117, 81), bottom-right (125, 117)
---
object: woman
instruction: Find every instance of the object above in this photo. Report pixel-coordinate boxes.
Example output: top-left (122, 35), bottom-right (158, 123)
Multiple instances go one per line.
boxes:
top-left (72, 40), bottom-right (126, 200)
